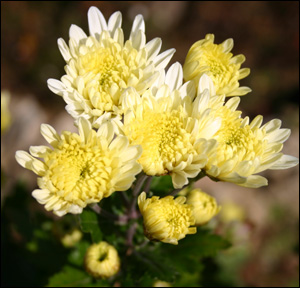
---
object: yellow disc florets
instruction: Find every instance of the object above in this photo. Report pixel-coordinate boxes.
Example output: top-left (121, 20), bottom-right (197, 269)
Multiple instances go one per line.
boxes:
top-left (138, 192), bottom-right (196, 245)
top-left (125, 109), bottom-right (195, 175)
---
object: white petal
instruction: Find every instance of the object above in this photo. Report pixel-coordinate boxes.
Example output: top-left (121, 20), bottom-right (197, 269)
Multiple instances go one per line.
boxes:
top-left (249, 115), bottom-right (263, 129)
top-left (227, 86), bottom-right (252, 96)
top-left (131, 29), bottom-right (146, 50)
top-left (198, 74), bottom-right (216, 96)
top-left (47, 79), bottom-right (66, 96)
top-left (153, 48), bottom-right (176, 71)
top-left (239, 175), bottom-right (268, 188)
top-left (269, 154), bottom-right (299, 170)
top-left (32, 189), bottom-right (51, 204)
top-left (15, 151), bottom-right (46, 176)
top-left (108, 11), bottom-right (122, 36)
top-left (179, 81), bottom-right (196, 100)
top-left (225, 97), bottom-right (240, 111)
top-left (266, 128), bottom-right (291, 143)
top-left (40, 124), bottom-right (60, 147)
top-left (29, 145), bottom-right (52, 158)
top-left (172, 171), bottom-right (188, 188)
top-left (78, 117), bottom-right (92, 143)
top-left (145, 38), bottom-right (162, 62)
top-left (165, 62), bottom-right (183, 92)
top-left (130, 14), bottom-right (145, 39)
top-left (88, 6), bottom-right (107, 38)
top-left (221, 38), bottom-right (233, 53)
top-left (57, 38), bottom-right (72, 62)
top-left (69, 24), bottom-right (87, 43)
top-left (68, 204), bottom-right (83, 214)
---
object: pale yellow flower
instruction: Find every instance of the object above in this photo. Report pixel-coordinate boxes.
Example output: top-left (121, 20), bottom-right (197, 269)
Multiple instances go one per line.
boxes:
top-left (61, 229), bottom-right (83, 248)
top-left (120, 64), bottom-right (220, 188)
top-left (138, 192), bottom-right (197, 245)
top-left (219, 202), bottom-right (245, 223)
top-left (47, 6), bottom-right (175, 128)
top-left (193, 75), bottom-right (299, 188)
top-left (85, 241), bottom-right (120, 278)
top-left (186, 189), bottom-right (221, 226)
top-left (1, 90), bottom-right (11, 134)
top-left (15, 118), bottom-right (142, 216)
top-left (183, 34), bottom-right (251, 96)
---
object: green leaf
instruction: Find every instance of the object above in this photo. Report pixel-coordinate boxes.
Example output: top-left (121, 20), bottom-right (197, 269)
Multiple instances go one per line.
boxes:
top-left (150, 175), bottom-right (174, 195)
top-left (163, 228), bottom-right (231, 273)
top-left (67, 241), bottom-right (90, 267)
top-left (79, 209), bottom-right (102, 243)
top-left (46, 265), bottom-right (92, 287)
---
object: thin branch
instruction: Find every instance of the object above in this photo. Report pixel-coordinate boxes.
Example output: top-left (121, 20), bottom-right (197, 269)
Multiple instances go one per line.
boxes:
top-left (143, 176), bottom-right (153, 194)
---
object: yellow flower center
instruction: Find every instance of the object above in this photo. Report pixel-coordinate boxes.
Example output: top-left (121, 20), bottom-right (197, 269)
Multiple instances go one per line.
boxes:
top-left (71, 37), bottom-right (147, 115)
top-left (147, 198), bottom-right (193, 238)
top-left (44, 131), bottom-right (112, 205)
top-left (215, 108), bottom-right (266, 163)
top-left (198, 43), bottom-right (235, 93)
top-left (126, 110), bottom-right (194, 175)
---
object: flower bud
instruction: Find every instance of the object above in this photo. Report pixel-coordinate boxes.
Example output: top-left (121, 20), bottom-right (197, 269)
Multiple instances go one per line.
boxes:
top-left (85, 241), bottom-right (120, 278)
top-left (186, 189), bottom-right (221, 226)
top-left (138, 192), bottom-right (196, 245)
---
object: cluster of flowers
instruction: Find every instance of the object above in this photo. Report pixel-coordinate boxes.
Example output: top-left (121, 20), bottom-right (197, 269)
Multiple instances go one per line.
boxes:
top-left (15, 6), bottom-right (298, 278)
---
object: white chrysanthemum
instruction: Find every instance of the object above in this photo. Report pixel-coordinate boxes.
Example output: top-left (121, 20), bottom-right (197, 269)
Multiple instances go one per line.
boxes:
top-left (183, 34), bottom-right (251, 96)
top-left (15, 118), bottom-right (142, 216)
top-left (47, 6), bottom-right (175, 127)
top-left (119, 63), bottom-right (221, 188)
top-left (196, 76), bottom-right (299, 187)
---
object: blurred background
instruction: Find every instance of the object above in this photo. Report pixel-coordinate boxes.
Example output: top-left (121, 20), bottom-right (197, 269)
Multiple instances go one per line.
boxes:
top-left (1, 1), bottom-right (299, 287)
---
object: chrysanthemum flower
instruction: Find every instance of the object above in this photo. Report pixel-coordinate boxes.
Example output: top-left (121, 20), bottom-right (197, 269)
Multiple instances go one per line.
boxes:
top-left (183, 34), bottom-right (251, 96)
top-left (120, 63), bottom-right (220, 188)
top-left (194, 76), bottom-right (299, 187)
top-left (1, 90), bottom-right (11, 134)
top-left (138, 192), bottom-right (196, 245)
top-left (15, 118), bottom-right (142, 216)
top-left (47, 6), bottom-right (175, 127)
top-left (185, 189), bottom-right (221, 226)
top-left (85, 241), bottom-right (120, 278)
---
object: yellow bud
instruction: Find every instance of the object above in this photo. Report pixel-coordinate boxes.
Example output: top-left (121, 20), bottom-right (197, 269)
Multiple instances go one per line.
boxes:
top-left (219, 202), bottom-right (245, 223)
top-left (186, 189), bottom-right (221, 226)
top-left (85, 241), bottom-right (120, 279)
top-left (138, 192), bottom-right (196, 245)
top-left (61, 229), bottom-right (82, 248)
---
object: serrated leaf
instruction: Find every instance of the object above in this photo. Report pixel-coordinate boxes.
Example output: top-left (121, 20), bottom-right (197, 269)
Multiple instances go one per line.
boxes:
top-left (47, 265), bottom-right (92, 287)
top-left (79, 209), bottom-right (102, 243)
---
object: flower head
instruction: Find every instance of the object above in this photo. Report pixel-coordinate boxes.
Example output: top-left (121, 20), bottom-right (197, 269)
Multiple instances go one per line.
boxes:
top-left (48, 6), bottom-right (175, 127)
top-left (138, 192), bottom-right (196, 245)
top-left (191, 75), bottom-right (299, 187)
top-left (185, 189), bottom-right (221, 226)
top-left (15, 118), bottom-right (142, 216)
top-left (183, 34), bottom-right (251, 96)
top-left (1, 90), bottom-right (11, 134)
top-left (120, 64), bottom-right (220, 188)
top-left (85, 241), bottom-right (120, 278)
top-left (205, 99), bottom-right (299, 187)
